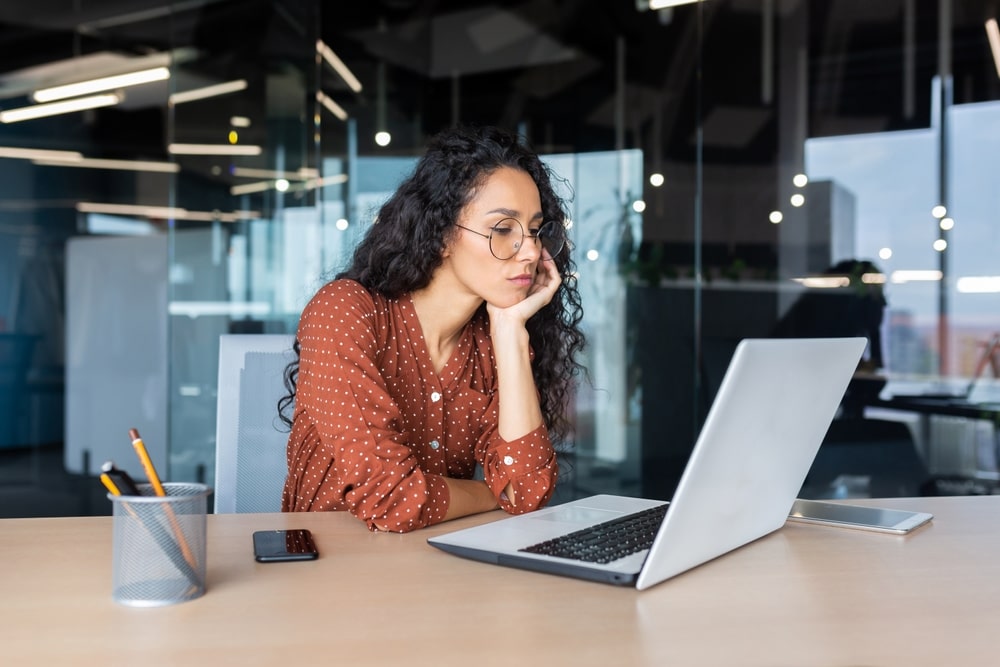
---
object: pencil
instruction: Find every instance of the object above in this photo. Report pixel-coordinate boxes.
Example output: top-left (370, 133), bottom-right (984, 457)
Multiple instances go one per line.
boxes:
top-left (129, 428), bottom-right (166, 496)
top-left (128, 427), bottom-right (198, 571)
top-left (101, 461), bottom-right (142, 496)
top-left (99, 473), bottom-right (122, 496)
top-left (100, 474), bottom-right (200, 589)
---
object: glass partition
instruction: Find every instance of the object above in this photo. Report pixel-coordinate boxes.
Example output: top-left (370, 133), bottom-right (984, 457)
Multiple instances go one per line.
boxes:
top-left (2, 0), bottom-right (999, 517)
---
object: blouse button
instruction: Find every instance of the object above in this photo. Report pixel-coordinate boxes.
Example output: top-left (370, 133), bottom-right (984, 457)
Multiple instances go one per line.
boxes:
top-left (503, 455), bottom-right (515, 466)
top-left (431, 391), bottom-right (441, 402)
top-left (430, 440), bottom-right (440, 450)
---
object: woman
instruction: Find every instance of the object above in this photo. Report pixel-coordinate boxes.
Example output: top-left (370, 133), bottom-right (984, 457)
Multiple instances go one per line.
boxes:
top-left (280, 125), bottom-right (586, 532)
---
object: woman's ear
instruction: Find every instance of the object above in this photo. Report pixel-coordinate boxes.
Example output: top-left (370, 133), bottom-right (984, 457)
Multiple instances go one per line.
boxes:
top-left (441, 227), bottom-right (458, 258)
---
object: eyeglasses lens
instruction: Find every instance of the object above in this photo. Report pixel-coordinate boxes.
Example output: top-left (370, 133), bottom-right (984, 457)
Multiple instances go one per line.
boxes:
top-left (489, 218), bottom-right (521, 259)
top-left (488, 219), bottom-right (565, 260)
top-left (536, 221), bottom-right (564, 259)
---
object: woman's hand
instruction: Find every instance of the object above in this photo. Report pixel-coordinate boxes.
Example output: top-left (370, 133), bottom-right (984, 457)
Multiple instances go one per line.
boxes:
top-left (487, 249), bottom-right (561, 327)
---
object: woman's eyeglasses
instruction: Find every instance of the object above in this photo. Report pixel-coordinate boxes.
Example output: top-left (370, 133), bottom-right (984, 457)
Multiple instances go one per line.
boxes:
top-left (456, 218), bottom-right (565, 260)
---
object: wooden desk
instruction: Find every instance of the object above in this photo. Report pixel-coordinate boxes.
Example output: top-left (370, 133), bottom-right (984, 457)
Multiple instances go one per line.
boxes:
top-left (3, 496), bottom-right (1000, 666)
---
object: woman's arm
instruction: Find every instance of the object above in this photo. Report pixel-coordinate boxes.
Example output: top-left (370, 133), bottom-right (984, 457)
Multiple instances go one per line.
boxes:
top-left (442, 478), bottom-right (499, 520)
top-left (485, 254), bottom-right (562, 507)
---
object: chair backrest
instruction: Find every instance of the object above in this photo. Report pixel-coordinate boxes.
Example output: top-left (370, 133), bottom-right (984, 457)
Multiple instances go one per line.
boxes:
top-left (214, 334), bottom-right (296, 513)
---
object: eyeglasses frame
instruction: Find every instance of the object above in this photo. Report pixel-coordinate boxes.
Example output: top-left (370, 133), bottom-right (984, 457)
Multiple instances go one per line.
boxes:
top-left (454, 218), bottom-right (565, 260)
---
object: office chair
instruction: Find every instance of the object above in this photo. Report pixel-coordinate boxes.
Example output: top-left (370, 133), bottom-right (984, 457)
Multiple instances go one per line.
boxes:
top-left (214, 334), bottom-right (296, 513)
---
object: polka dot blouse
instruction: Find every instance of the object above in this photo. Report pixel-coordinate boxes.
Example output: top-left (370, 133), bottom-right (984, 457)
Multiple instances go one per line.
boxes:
top-left (281, 279), bottom-right (559, 533)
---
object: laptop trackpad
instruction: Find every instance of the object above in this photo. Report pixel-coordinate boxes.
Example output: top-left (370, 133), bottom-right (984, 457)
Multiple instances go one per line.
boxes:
top-left (533, 505), bottom-right (623, 524)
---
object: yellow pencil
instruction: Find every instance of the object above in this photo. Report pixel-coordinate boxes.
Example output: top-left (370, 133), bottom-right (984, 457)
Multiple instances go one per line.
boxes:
top-left (99, 473), bottom-right (122, 496)
top-left (100, 466), bottom-right (199, 590)
top-left (128, 427), bottom-right (198, 571)
top-left (129, 428), bottom-right (166, 496)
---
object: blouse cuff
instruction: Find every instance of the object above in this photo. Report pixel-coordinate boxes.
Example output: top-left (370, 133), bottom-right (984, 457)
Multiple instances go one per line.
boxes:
top-left (484, 425), bottom-right (557, 514)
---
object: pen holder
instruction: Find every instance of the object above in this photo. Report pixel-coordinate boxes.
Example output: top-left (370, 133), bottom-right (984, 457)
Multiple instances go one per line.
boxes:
top-left (109, 482), bottom-right (211, 607)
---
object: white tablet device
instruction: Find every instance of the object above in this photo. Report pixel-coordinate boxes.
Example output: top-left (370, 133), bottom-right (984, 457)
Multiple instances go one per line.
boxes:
top-left (788, 499), bottom-right (933, 535)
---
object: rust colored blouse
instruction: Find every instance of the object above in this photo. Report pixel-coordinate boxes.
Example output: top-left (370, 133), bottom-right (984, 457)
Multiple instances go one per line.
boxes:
top-left (281, 279), bottom-right (558, 532)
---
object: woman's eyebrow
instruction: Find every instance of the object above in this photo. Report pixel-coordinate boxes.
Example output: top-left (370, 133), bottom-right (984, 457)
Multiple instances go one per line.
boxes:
top-left (485, 207), bottom-right (544, 221)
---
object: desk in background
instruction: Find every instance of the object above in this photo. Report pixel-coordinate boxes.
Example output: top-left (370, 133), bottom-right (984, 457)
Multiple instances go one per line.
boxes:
top-left (3, 497), bottom-right (1000, 666)
top-left (869, 395), bottom-right (1000, 486)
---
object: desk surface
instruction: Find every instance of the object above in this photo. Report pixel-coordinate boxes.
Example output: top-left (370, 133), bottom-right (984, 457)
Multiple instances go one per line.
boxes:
top-left (3, 496), bottom-right (1000, 666)
top-left (871, 394), bottom-right (1000, 421)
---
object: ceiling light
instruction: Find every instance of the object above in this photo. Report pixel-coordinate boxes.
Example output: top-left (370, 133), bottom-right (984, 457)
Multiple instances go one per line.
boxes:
top-left (793, 276), bottom-right (850, 289)
top-left (303, 174), bottom-right (348, 190)
top-left (230, 116), bottom-right (251, 128)
top-left (169, 79), bottom-right (247, 105)
top-left (0, 146), bottom-right (83, 160)
top-left (231, 167), bottom-right (317, 180)
top-left (957, 276), bottom-right (1000, 293)
top-left (33, 157), bottom-right (179, 173)
top-left (230, 181), bottom-right (275, 196)
top-left (891, 270), bottom-right (942, 283)
top-left (644, 0), bottom-right (703, 10)
top-left (0, 93), bottom-right (121, 123)
top-left (317, 91), bottom-right (348, 121)
top-left (316, 40), bottom-right (363, 93)
top-left (33, 67), bottom-right (168, 103)
top-left (77, 201), bottom-right (259, 222)
top-left (168, 143), bottom-right (262, 156)
top-left (987, 19), bottom-right (1000, 79)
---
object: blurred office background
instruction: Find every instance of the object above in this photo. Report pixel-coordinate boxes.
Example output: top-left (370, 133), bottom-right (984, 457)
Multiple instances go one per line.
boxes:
top-left (1, 0), bottom-right (998, 517)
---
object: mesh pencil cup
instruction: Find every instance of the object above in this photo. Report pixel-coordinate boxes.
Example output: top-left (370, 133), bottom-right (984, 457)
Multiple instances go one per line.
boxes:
top-left (109, 482), bottom-right (211, 607)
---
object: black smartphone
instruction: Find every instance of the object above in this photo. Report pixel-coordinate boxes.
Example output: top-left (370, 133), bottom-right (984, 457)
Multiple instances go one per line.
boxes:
top-left (252, 529), bottom-right (319, 562)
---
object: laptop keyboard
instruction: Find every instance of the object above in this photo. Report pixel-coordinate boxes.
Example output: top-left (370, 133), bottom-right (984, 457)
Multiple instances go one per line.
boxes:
top-left (519, 504), bottom-right (669, 564)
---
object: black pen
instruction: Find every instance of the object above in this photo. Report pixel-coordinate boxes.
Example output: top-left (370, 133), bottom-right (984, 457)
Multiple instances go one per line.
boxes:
top-left (101, 461), bottom-right (143, 496)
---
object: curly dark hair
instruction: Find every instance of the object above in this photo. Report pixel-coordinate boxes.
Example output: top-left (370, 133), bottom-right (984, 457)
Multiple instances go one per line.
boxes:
top-left (280, 125), bottom-right (587, 445)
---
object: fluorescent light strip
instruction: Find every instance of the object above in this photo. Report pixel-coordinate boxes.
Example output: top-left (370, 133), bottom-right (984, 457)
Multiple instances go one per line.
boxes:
top-left (957, 276), bottom-right (1000, 293)
top-left (33, 67), bottom-right (169, 103)
top-left (317, 91), bottom-right (348, 121)
top-left (987, 18), bottom-right (1000, 80)
top-left (648, 0), bottom-right (702, 9)
top-left (77, 202), bottom-right (259, 222)
top-left (891, 270), bottom-right (943, 283)
top-left (793, 276), bottom-right (850, 289)
top-left (230, 116), bottom-right (251, 128)
top-left (33, 157), bottom-right (179, 173)
top-left (230, 172), bottom-right (347, 196)
top-left (316, 40), bottom-right (363, 93)
top-left (0, 93), bottom-right (121, 123)
top-left (230, 180), bottom-right (275, 196)
top-left (168, 143), bottom-right (262, 156)
top-left (0, 146), bottom-right (83, 160)
top-left (169, 79), bottom-right (248, 105)
top-left (301, 174), bottom-right (348, 190)
top-left (168, 301), bottom-right (272, 318)
top-left (231, 167), bottom-right (318, 180)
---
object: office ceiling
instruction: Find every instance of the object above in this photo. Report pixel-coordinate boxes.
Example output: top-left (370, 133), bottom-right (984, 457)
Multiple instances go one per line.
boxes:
top-left (0, 1), bottom-right (998, 170)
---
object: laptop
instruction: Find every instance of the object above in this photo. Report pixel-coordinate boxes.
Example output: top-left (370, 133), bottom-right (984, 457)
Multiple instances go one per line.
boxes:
top-left (428, 337), bottom-right (867, 591)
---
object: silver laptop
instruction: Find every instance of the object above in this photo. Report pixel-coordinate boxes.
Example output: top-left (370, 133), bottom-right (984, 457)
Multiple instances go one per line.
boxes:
top-left (428, 337), bottom-right (867, 590)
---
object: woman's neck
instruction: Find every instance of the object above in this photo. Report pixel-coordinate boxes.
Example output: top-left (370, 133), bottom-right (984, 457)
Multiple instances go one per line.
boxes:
top-left (410, 281), bottom-right (482, 373)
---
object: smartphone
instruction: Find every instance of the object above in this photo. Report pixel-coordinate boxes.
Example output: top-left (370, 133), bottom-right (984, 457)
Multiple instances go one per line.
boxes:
top-left (788, 499), bottom-right (933, 535)
top-left (253, 529), bottom-right (319, 562)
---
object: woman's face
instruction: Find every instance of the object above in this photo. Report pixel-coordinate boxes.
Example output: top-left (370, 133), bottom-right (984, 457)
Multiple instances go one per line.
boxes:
top-left (446, 166), bottom-right (544, 309)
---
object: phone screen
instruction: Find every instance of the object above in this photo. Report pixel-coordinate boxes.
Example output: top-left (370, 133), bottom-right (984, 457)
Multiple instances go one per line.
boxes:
top-left (253, 529), bottom-right (319, 562)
